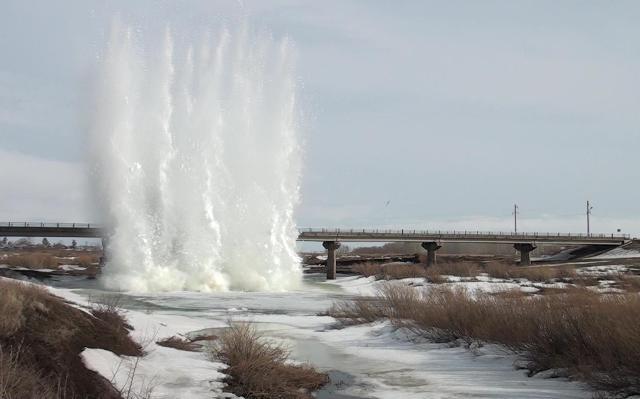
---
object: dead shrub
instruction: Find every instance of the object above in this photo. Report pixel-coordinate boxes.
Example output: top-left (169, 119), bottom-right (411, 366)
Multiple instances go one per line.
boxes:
top-left (352, 262), bottom-right (383, 278)
top-left (327, 297), bottom-right (386, 325)
top-left (423, 267), bottom-right (446, 284)
top-left (381, 263), bottom-right (427, 280)
top-left (210, 323), bottom-right (328, 399)
top-left (484, 262), bottom-right (512, 279)
top-left (90, 297), bottom-right (140, 356)
top-left (156, 336), bottom-right (200, 352)
top-left (329, 284), bottom-right (640, 396)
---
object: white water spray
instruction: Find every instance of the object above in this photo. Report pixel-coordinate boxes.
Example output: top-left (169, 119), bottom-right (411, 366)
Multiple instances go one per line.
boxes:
top-left (90, 22), bottom-right (302, 292)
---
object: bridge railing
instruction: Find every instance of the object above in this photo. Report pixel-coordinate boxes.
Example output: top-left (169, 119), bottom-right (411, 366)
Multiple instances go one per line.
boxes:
top-left (0, 223), bottom-right (631, 240)
top-left (297, 227), bottom-right (630, 240)
top-left (0, 222), bottom-right (100, 229)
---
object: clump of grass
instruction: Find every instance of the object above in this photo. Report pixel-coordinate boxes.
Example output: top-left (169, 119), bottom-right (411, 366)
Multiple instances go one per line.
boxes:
top-left (329, 283), bottom-right (640, 396)
top-left (210, 323), bottom-right (328, 399)
top-left (352, 262), bottom-right (383, 278)
top-left (156, 336), bottom-right (201, 352)
top-left (90, 296), bottom-right (140, 356)
top-left (327, 297), bottom-right (385, 325)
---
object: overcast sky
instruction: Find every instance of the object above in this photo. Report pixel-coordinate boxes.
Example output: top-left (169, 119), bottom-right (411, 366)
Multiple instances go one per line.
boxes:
top-left (1, 0), bottom-right (638, 236)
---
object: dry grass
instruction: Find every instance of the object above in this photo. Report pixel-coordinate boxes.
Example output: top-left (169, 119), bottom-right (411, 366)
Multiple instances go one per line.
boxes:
top-left (0, 345), bottom-right (67, 399)
top-left (382, 263), bottom-right (428, 280)
top-left (90, 297), bottom-right (140, 356)
top-left (484, 262), bottom-right (577, 282)
top-left (0, 249), bottom-right (103, 274)
top-left (156, 336), bottom-right (201, 352)
top-left (210, 323), bottom-right (328, 399)
top-left (76, 254), bottom-right (99, 268)
top-left (0, 279), bottom-right (140, 398)
top-left (329, 283), bottom-right (640, 396)
top-left (614, 274), bottom-right (640, 292)
top-left (3, 253), bottom-right (58, 269)
top-left (352, 262), bottom-right (383, 278)
top-left (328, 297), bottom-right (385, 325)
top-left (431, 262), bottom-right (480, 278)
top-left (352, 261), bottom-right (480, 282)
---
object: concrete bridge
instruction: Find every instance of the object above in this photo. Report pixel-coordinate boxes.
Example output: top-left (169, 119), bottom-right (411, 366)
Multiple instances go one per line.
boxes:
top-left (0, 222), bottom-right (631, 279)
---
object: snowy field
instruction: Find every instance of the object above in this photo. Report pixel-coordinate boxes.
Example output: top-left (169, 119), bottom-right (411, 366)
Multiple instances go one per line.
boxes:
top-left (39, 274), bottom-right (595, 399)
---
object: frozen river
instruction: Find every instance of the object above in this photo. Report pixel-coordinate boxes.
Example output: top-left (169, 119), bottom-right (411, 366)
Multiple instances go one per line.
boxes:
top-left (45, 274), bottom-right (591, 399)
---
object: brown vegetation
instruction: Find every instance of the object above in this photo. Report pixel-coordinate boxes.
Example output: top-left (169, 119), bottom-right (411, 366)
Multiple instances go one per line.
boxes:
top-left (614, 274), bottom-right (640, 292)
top-left (484, 262), bottom-right (577, 282)
top-left (329, 283), bottom-right (640, 396)
top-left (0, 248), bottom-right (102, 271)
top-left (156, 336), bottom-right (201, 352)
top-left (351, 259), bottom-right (587, 286)
top-left (210, 323), bottom-right (328, 399)
top-left (4, 253), bottom-right (58, 269)
top-left (351, 262), bottom-right (383, 278)
top-left (0, 279), bottom-right (141, 398)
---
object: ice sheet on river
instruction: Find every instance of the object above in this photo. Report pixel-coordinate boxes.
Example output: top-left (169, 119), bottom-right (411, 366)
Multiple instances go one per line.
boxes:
top-left (43, 276), bottom-right (591, 399)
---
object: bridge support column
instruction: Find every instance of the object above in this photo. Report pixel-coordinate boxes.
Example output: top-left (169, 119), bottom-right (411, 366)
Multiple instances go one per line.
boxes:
top-left (100, 236), bottom-right (109, 266)
top-left (322, 241), bottom-right (341, 280)
top-left (514, 243), bottom-right (536, 266)
top-left (421, 242), bottom-right (442, 267)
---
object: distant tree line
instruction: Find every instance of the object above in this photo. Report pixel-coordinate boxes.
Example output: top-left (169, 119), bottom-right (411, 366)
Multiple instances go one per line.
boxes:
top-left (0, 237), bottom-right (80, 249)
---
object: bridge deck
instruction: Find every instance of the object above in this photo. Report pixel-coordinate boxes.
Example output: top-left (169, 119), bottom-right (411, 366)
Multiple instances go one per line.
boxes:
top-left (0, 223), bottom-right (631, 245)
top-left (297, 228), bottom-right (629, 245)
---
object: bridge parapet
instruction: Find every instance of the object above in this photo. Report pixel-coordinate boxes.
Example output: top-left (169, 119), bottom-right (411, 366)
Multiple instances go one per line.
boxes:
top-left (298, 228), bottom-right (630, 245)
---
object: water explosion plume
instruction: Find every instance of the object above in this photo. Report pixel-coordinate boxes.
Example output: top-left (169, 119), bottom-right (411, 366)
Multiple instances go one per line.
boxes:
top-left (90, 22), bottom-right (302, 292)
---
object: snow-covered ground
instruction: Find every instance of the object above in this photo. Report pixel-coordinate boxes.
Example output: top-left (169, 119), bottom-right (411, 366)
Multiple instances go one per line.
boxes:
top-left (592, 246), bottom-right (640, 259)
top-left (35, 274), bottom-right (594, 399)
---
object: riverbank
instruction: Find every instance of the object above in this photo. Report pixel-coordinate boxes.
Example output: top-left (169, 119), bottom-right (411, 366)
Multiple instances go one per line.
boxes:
top-left (26, 273), bottom-right (595, 399)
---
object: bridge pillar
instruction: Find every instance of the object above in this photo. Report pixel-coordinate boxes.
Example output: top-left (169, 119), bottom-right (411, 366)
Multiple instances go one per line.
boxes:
top-left (322, 241), bottom-right (341, 280)
top-left (421, 242), bottom-right (442, 267)
top-left (100, 236), bottom-right (109, 266)
top-left (514, 243), bottom-right (536, 266)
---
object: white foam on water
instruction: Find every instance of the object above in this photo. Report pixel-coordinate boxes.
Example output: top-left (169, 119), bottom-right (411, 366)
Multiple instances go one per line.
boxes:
top-left (89, 21), bottom-right (302, 292)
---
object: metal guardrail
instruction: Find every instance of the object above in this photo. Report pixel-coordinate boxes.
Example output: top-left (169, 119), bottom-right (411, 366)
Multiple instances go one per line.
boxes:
top-left (0, 223), bottom-right (632, 241)
top-left (297, 227), bottom-right (631, 240)
top-left (0, 222), bottom-right (97, 229)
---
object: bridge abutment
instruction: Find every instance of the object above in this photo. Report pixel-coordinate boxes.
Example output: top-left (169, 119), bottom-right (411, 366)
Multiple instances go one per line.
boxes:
top-left (514, 243), bottom-right (536, 266)
top-left (322, 241), bottom-right (341, 280)
top-left (421, 242), bottom-right (442, 267)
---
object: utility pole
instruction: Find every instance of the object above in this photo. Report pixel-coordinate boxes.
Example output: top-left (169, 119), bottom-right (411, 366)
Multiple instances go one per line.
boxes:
top-left (513, 204), bottom-right (519, 234)
top-left (586, 201), bottom-right (593, 236)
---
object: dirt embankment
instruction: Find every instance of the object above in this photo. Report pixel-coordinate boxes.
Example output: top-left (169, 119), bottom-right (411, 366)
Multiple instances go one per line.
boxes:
top-left (0, 278), bottom-right (141, 399)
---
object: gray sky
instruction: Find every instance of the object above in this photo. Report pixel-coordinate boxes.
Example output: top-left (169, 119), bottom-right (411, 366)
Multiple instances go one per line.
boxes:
top-left (1, 0), bottom-right (639, 236)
